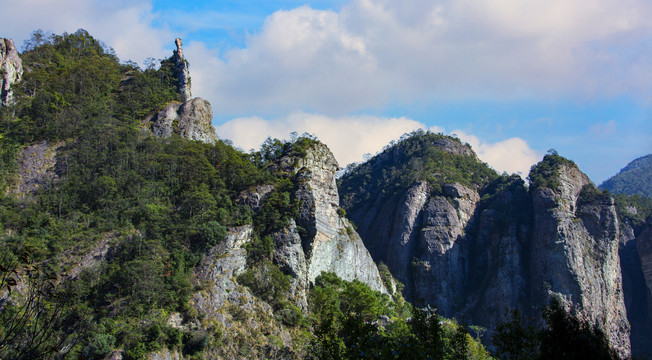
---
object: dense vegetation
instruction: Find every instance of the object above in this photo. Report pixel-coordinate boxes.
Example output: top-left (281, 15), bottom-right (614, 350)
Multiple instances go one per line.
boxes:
top-left (600, 154), bottom-right (652, 198)
top-left (527, 149), bottom-right (577, 190)
top-left (339, 130), bottom-right (497, 211)
top-left (0, 29), bottom-right (269, 359)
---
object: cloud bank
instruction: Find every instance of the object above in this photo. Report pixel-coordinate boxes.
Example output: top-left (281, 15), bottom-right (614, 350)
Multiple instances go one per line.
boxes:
top-left (216, 113), bottom-right (541, 177)
top-left (187, 0), bottom-right (652, 116)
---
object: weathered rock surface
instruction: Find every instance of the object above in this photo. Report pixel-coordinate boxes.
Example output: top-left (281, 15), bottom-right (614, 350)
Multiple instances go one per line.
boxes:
top-left (146, 348), bottom-right (182, 360)
top-left (8, 140), bottom-right (64, 197)
top-left (530, 163), bottom-right (630, 358)
top-left (145, 98), bottom-right (217, 144)
top-left (292, 142), bottom-right (386, 293)
top-left (173, 38), bottom-right (191, 102)
top-left (341, 146), bottom-right (632, 357)
top-left (192, 226), bottom-right (300, 359)
top-left (1, 38), bottom-right (23, 106)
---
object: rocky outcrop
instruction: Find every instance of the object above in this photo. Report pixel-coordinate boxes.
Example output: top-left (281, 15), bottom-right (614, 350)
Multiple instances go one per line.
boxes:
top-left (341, 142), bottom-right (632, 357)
top-left (8, 140), bottom-right (64, 197)
top-left (1, 38), bottom-right (23, 106)
top-left (192, 226), bottom-right (300, 359)
top-left (146, 348), bottom-right (182, 360)
top-left (143, 39), bottom-right (217, 144)
top-left (530, 163), bottom-right (630, 358)
top-left (145, 98), bottom-right (217, 144)
top-left (173, 38), bottom-right (191, 102)
top-left (270, 142), bottom-right (387, 308)
top-left (292, 142), bottom-right (386, 292)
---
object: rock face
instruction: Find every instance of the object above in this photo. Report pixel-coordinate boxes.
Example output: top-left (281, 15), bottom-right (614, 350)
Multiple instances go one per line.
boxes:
top-left (271, 142), bottom-right (387, 309)
top-left (637, 221), bottom-right (652, 314)
top-left (530, 163), bottom-right (630, 358)
top-left (173, 38), bottom-right (191, 102)
top-left (1, 38), bottom-right (23, 106)
top-left (145, 98), bottom-right (217, 144)
top-left (192, 226), bottom-right (299, 359)
top-left (620, 218), bottom-right (652, 355)
top-left (341, 143), bottom-right (632, 357)
top-left (8, 140), bottom-right (64, 197)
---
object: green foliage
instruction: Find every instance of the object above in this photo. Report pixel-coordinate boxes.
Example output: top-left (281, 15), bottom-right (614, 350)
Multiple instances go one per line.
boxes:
top-left (599, 154), bottom-right (652, 198)
top-left (539, 298), bottom-right (618, 360)
top-left (308, 273), bottom-right (489, 360)
top-left (0, 29), bottom-right (271, 359)
top-left (492, 300), bottom-right (619, 360)
top-left (339, 130), bottom-right (497, 212)
top-left (492, 309), bottom-right (538, 360)
top-left (527, 150), bottom-right (576, 190)
top-left (253, 179), bottom-right (299, 235)
top-left (613, 193), bottom-right (652, 230)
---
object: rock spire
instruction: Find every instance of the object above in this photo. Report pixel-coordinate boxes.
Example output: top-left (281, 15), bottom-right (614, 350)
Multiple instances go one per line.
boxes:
top-left (173, 38), bottom-right (191, 101)
top-left (1, 38), bottom-right (23, 106)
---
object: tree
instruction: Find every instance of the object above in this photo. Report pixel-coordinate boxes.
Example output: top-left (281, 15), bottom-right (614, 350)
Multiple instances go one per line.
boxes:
top-left (539, 298), bottom-right (617, 360)
top-left (493, 309), bottom-right (538, 360)
top-left (0, 249), bottom-right (87, 359)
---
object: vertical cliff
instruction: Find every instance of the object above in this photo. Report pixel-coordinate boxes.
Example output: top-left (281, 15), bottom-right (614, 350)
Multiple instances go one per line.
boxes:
top-left (0, 38), bottom-right (23, 106)
top-left (339, 134), bottom-right (632, 357)
top-left (271, 141), bottom-right (386, 309)
top-left (529, 159), bottom-right (630, 358)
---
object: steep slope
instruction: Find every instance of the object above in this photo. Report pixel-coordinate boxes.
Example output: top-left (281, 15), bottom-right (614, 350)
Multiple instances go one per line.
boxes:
top-left (0, 38), bottom-right (23, 106)
top-left (529, 157), bottom-right (630, 357)
top-left (600, 154), bottom-right (652, 198)
top-left (340, 135), bottom-right (632, 357)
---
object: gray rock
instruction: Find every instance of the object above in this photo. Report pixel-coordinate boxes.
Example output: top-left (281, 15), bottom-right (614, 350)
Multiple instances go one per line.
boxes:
top-left (289, 142), bottom-right (387, 293)
top-left (173, 38), bottom-right (191, 101)
top-left (145, 98), bottom-right (217, 144)
top-left (0, 38), bottom-right (23, 106)
top-left (9, 140), bottom-right (64, 197)
top-left (146, 348), bottom-right (183, 360)
top-left (530, 163), bottom-right (630, 358)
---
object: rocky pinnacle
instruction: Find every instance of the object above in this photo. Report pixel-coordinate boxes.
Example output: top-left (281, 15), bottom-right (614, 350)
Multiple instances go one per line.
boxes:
top-left (1, 38), bottom-right (24, 107)
top-left (173, 38), bottom-right (191, 101)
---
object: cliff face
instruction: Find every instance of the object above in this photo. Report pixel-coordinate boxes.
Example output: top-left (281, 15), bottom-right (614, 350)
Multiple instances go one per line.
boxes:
top-left (340, 140), bottom-right (632, 357)
top-left (530, 163), bottom-right (630, 357)
top-left (0, 38), bottom-right (23, 106)
top-left (188, 142), bottom-right (386, 359)
top-left (272, 142), bottom-right (386, 310)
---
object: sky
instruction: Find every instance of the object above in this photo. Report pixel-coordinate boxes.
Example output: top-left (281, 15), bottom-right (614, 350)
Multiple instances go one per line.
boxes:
top-left (3, 0), bottom-right (652, 183)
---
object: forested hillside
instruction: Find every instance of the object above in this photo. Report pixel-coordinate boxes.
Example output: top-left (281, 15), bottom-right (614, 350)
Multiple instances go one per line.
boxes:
top-left (600, 154), bottom-right (652, 198)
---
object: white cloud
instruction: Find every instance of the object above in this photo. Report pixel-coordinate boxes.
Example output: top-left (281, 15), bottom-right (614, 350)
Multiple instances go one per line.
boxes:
top-left (216, 113), bottom-right (541, 177)
top-left (215, 112), bottom-right (423, 165)
top-left (453, 130), bottom-right (542, 177)
top-left (1, 0), bottom-right (172, 66)
top-left (187, 0), bottom-right (652, 116)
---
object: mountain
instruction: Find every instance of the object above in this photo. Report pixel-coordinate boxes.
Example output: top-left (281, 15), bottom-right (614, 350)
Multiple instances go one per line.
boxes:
top-left (600, 154), bottom-right (652, 198)
top-left (2, 29), bottom-right (648, 360)
top-left (0, 30), bottom-right (499, 360)
top-left (339, 136), bottom-right (652, 358)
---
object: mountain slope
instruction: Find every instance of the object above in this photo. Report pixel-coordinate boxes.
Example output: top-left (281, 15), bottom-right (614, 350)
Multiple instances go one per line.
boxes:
top-left (600, 154), bottom-right (652, 198)
top-left (340, 137), bottom-right (633, 358)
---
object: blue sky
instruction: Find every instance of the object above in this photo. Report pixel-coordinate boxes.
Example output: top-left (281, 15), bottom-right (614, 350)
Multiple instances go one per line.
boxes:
top-left (3, 0), bottom-right (652, 183)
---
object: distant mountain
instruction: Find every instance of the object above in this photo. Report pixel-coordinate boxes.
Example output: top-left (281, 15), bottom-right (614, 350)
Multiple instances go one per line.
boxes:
top-left (600, 154), bottom-right (652, 198)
